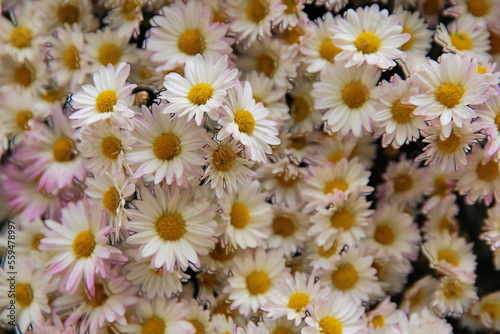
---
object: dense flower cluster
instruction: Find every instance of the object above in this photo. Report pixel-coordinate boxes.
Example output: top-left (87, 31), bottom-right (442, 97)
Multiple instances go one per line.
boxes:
top-left (1, 0), bottom-right (500, 333)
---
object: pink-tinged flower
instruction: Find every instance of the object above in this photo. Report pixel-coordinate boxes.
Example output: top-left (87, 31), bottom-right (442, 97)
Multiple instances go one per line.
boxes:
top-left (13, 106), bottom-right (86, 193)
top-left (40, 199), bottom-right (125, 295)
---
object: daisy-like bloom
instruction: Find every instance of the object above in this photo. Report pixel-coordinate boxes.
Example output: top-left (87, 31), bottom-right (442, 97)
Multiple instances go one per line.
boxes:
top-left (146, 0), bottom-right (232, 71)
top-left (400, 275), bottom-right (440, 314)
top-left (430, 272), bottom-right (478, 317)
top-left (78, 120), bottom-right (136, 175)
top-left (435, 16), bottom-right (491, 62)
top-left (395, 6), bottom-right (433, 55)
top-left (6, 218), bottom-right (48, 263)
top-left (235, 37), bottom-right (297, 89)
top-left (365, 204), bottom-right (421, 261)
top-left (318, 248), bottom-right (383, 303)
top-left (273, 0), bottom-right (307, 29)
top-left (373, 74), bottom-right (426, 148)
top-left (127, 104), bottom-right (207, 185)
top-left (481, 205), bottom-right (500, 251)
top-left (83, 27), bottom-right (137, 71)
top-left (422, 198), bottom-right (459, 240)
top-left (304, 134), bottom-right (356, 166)
top-left (408, 53), bottom-right (492, 138)
top-left (421, 165), bottom-right (456, 213)
top-left (220, 180), bottom-right (272, 249)
top-left (262, 272), bottom-right (321, 325)
top-left (226, 0), bottom-right (285, 44)
top-left (212, 314), bottom-right (237, 334)
top-left (472, 291), bottom-right (500, 331)
top-left (70, 62), bottom-right (136, 130)
top-left (313, 61), bottom-right (381, 137)
top-left (417, 0), bottom-right (445, 28)
top-left (245, 71), bottom-right (289, 122)
top-left (40, 0), bottom-right (97, 33)
top-left (362, 297), bottom-right (403, 334)
top-left (0, 54), bottom-right (49, 96)
top-left (224, 247), bottom-right (289, 316)
top-left (200, 238), bottom-right (240, 274)
top-left (259, 315), bottom-right (304, 333)
top-left (128, 183), bottom-right (217, 271)
top-left (267, 205), bottom-right (308, 256)
top-left (398, 307), bottom-right (453, 334)
top-left (309, 194), bottom-right (372, 249)
top-left (0, 3), bottom-right (46, 61)
top-left (303, 158), bottom-right (373, 210)
top-left (300, 13), bottom-right (342, 74)
top-left (444, 0), bottom-right (500, 32)
top-left (371, 254), bottom-right (413, 295)
top-left (217, 80), bottom-right (281, 163)
top-left (417, 122), bottom-right (484, 171)
top-left (422, 232), bottom-right (477, 274)
top-left (303, 289), bottom-right (365, 334)
top-left (104, 0), bottom-right (144, 38)
top-left (287, 77), bottom-right (322, 133)
top-left (160, 54), bottom-right (238, 125)
top-left (84, 171), bottom-right (135, 237)
top-left (40, 199), bottom-right (124, 295)
top-left (331, 4), bottom-right (410, 69)
top-left (475, 94), bottom-right (500, 160)
top-left (46, 24), bottom-right (88, 92)
top-left (456, 146), bottom-right (500, 205)
top-left (180, 298), bottom-right (215, 334)
top-left (14, 106), bottom-right (86, 193)
top-left (0, 257), bottom-right (52, 333)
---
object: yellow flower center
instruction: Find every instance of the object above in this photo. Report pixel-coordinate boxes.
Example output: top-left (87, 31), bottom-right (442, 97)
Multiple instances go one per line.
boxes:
top-left (42, 87), bottom-right (65, 103)
top-left (434, 176), bottom-right (449, 197)
top-left (273, 328), bottom-right (294, 334)
top-left (53, 137), bottom-right (76, 162)
top-left (15, 283), bottom-right (33, 308)
top-left (482, 303), bottom-right (500, 321)
top-left (123, 0), bottom-right (141, 20)
top-left (282, 0), bottom-right (298, 13)
top-left (437, 131), bottom-right (461, 153)
top-left (330, 209), bottom-right (355, 230)
top-left (392, 100), bottom-right (415, 123)
top-left (400, 26), bottom-right (414, 51)
top-left (85, 282), bottom-right (108, 307)
top-left (422, 0), bottom-right (442, 15)
top-left (287, 292), bottom-right (310, 311)
top-left (467, 0), bottom-right (489, 17)
top-left (255, 54), bottom-right (276, 78)
top-left (31, 233), bottom-right (44, 251)
top-left (103, 187), bottom-right (120, 214)
top-left (101, 136), bottom-right (122, 160)
top-left (319, 316), bottom-right (343, 334)
top-left (234, 110), bottom-right (255, 135)
top-left (354, 31), bottom-right (381, 54)
top-left (290, 134), bottom-right (307, 150)
top-left (14, 63), bottom-right (34, 87)
top-left (324, 179), bottom-right (349, 194)
top-left (230, 202), bottom-right (250, 229)
top-left (372, 261), bottom-right (385, 279)
top-left (478, 65), bottom-right (487, 74)
top-left (374, 225), bottom-right (395, 245)
top-left (282, 26), bottom-right (304, 45)
top-left (212, 146), bottom-right (236, 172)
top-left (290, 96), bottom-right (310, 122)
top-left (95, 90), bottom-right (117, 113)
top-left (10, 26), bottom-right (32, 49)
top-left (72, 230), bottom-right (96, 257)
top-left (442, 279), bottom-right (464, 299)
top-left (495, 114), bottom-right (500, 133)
top-left (16, 110), bottom-right (32, 131)
top-left (141, 316), bottom-right (166, 334)
top-left (332, 264), bottom-right (358, 290)
top-left (328, 150), bottom-right (345, 164)
top-left (410, 288), bottom-right (424, 307)
top-left (187, 83), bottom-right (213, 105)
top-left (58, 3), bottom-right (80, 24)
top-left (156, 213), bottom-right (185, 241)
top-left (438, 218), bottom-right (455, 234)
top-left (209, 242), bottom-right (235, 262)
top-left (393, 173), bottom-right (413, 193)
top-left (437, 248), bottom-right (460, 267)
top-left (319, 38), bottom-right (342, 62)
top-left (318, 244), bottom-right (338, 257)
top-left (98, 43), bottom-right (122, 66)
top-left (275, 172), bottom-right (298, 188)
top-left (272, 216), bottom-right (295, 237)
top-left (450, 32), bottom-right (473, 51)
top-left (477, 160), bottom-right (499, 181)
top-left (189, 320), bottom-right (205, 334)
top-left (342, 81), bottom-right (368, 109)
top-left (246, 271), bottom-right (270, 295)
top-left (246, 0), bottom-right (268, 23)
top-left (152, 132), bottom-right (181, 160)
top-left (435, 82), bottom-right (464, 108)
top-left (372, 315), bottom-right (385, 329)
top-left (178, 29), bottom-right (205, 56)
top-left (63, 45), bottom-right (80, 70)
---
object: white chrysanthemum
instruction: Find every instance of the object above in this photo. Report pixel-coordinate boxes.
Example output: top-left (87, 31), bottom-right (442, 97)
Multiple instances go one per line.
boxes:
top-left (303, 289), bottom-right (366, 334)
top-left (262, 272), bottom-right (321, 325)
top-left (398, 307), bottom-right (453, 334)
top-left (422, 197), bottom-right (459, 240)
top-left (258, 314), bottom-right (304, 333)
top-left (6, 218), bottom-right (49, 263)
top-left (370, 254), bottom-right (413, 295)
top-left (245, 71), bottom-right (289, 122)
top-left (421, 165), bottom-right (456, 213)
top-left (217, 80), bottom-right (281, 162)
top-left (104, 0), bottom-right (144, 38)
top-left (267, 205), bottom-right (308, 256)
top-left (430, 272), bottom-right (478, 317)
top-left (220, 180), bottom-right (272, 249)
top-left (160, 54), bottom-right (238, 125)
top-left (0, 54), bottom-right (49, 96)
top-left (416, 0), bottom-right (445, 28)
top-left (309, 194), bottom-right (372, 249)
top-left (146, 0), bottom-right (232, 71)
top-left (444, 0), bottom-right (500, 32)
top-left (127, 104), bottom-right (207, 185)
top-left (363, 297), bottom-right (404, 334)
top-left (182, 298), bottom-right (215, 334)
top-left (400, 275), bottom-right (440, 314)
top-left (70, 62), bottom-right (136, 130)
top-left (287, 77), bottom-right (322, 133)
top-left (127, 184), bottom-right (217, 272)
top-left (224, 247), bottom-right (289, 316)
top-left (395, 6), bottom-right (434, 55)
top-left (472, 291), bottom-right (500, 331)
top-left (331, 4), bottom-right (410, 69)
top-left (476, 94), bottom-right (500, 161)
top-left (39, 0), bottom-right (97, 33)
top-left (481, 205), bottom-right (500, 251)
top-left (304, 134), bottom-right (356, 166)
top-left (313, 62), bottom-right (381, 137)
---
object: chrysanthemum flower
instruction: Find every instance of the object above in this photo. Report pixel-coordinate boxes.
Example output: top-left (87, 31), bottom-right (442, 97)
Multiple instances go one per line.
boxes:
top-left (417, 0), bottom-right (445, 28)
top-left (445, 0), bottom-right (500, 32)
top-left (363, 297), bottom-right (404, 333)
top-left (421, 166), bottom-right (456, 213)
top-left (40, 0), bottom-right (97, 33)
top-left (475, 94), bottom-right (500, 160)
top-left (267, 205), bottom-right (308, 256)
top-left (422, 198), bottom-right (459, 240)
top-left (395, 6), bottom-right (434, 55)
top-left (104, 0), bottom-right (144, 38)
top-left (70, 62), bottom-right (136, 130)
top-left (287, 78), bottom-right (322, 133)
top-left (182, 297), bottom-right (215, 334)
top-left (400, 275), bottom-right (439, 314)
top-left (331, 4), bottom-right (410, 69)
top-left (398, 307), bottom-right (453, 334)
top-left (472, 291), bottom-right (500, 331)
top-left (245, 71), bottom-right (289, 122)
top-left (40, 199), bottom-right (124, 295)
top-left (481, 205), bottom-right (500, 251)
top-left (0, 54), bottom-right (49, 96)
top-left (431, 272), bottom-right (478, 317)
top-left (370, 254), bottom-right (413, 295)
top-left (160, 54), bottom-right (238, 125)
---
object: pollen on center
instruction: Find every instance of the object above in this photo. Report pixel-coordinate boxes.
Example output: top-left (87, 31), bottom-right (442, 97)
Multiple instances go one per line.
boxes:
top-left (476, 160), bottom-right (499, 181)
top-left (330, 209), bottom-right (355, 230)
top-left (392, 100), bottom-right (415, 123)
top-left (354, 31), bottom-right (381, 54)
top-left (435, 82), bottom-right (465, 108)
top-left (212, 146), bottom-right (237, 172)
top-left (393, 173), bottom-right (413, 193)
top-left (272, 216), bottom-right (296, 237)
top-left (72, 230), bottom-right (96, 258)
top-left (332, 263), bottom-right (358, 290)
top-left (178, 29), bottom-right (205, 56)
top-left (16, 110), bottom-right (33, 131)
top-left (246, 0), bottom-right (268, 23)
top-left (319, 38), bottom-right (342, 62)
top-left (152, 132), bottom-right (181, 160)
top-left (437, 132), bottom-right (461, 153)
top-left (246, 270), bottom-right (271, 295)
top-left (103, 186), bottom-right (120, 214)
top-left (255, 54), bottom-right (276, 78)
top-left (63, 45), bottom-right (81, 70)
top-left (96, 90), bottom-right (118, 113)
top-left (319, 316), bottom-right (343, 334)
top-left (156, 212), bottom-right (186, 241)
top-left (188, 83), bottom-right (213, 105)
top-left (58, 3), bottom-right (80, 24)
top-left (15, 283), bottom-right (33, 308)
top-left (101, 135), bottom-right (122, 160)
top-left (437, 248), bottom-right (460, 267)
top-left (234, 110), bottom-right (256, 135)
top-left (287, 292), bottom-right (310, 311)
top-left (53, 137), bottom-right (76, 162)
top-left (10, 26), bottom-right (32, 49)
top-left (450, 32), bottom-right (473, 51)
top-left (324, 179), bottom-right (349, 194)
top-left (290, 96), bottom-right (310, 122)
top-left (374, 225), bottom-right (395, 245)
top-left (342, 81), bottom-right (368, 109)
top-left (230, 202), bottom-right (250, 229)
top-left (141, 316), bottom-right (166, 334)
top-left (98, 43), bottom-right (122, 66)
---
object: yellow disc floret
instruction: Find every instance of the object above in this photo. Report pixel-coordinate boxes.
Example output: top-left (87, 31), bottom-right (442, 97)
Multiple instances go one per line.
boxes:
top-left (156, 213), bottom-right (186, 241)
top-left (72, 230), bottom-right (96, 257)
top-left (246, 271), bottom-right (270, 295)
top-left (354, 31), bottom-right (381, 54)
